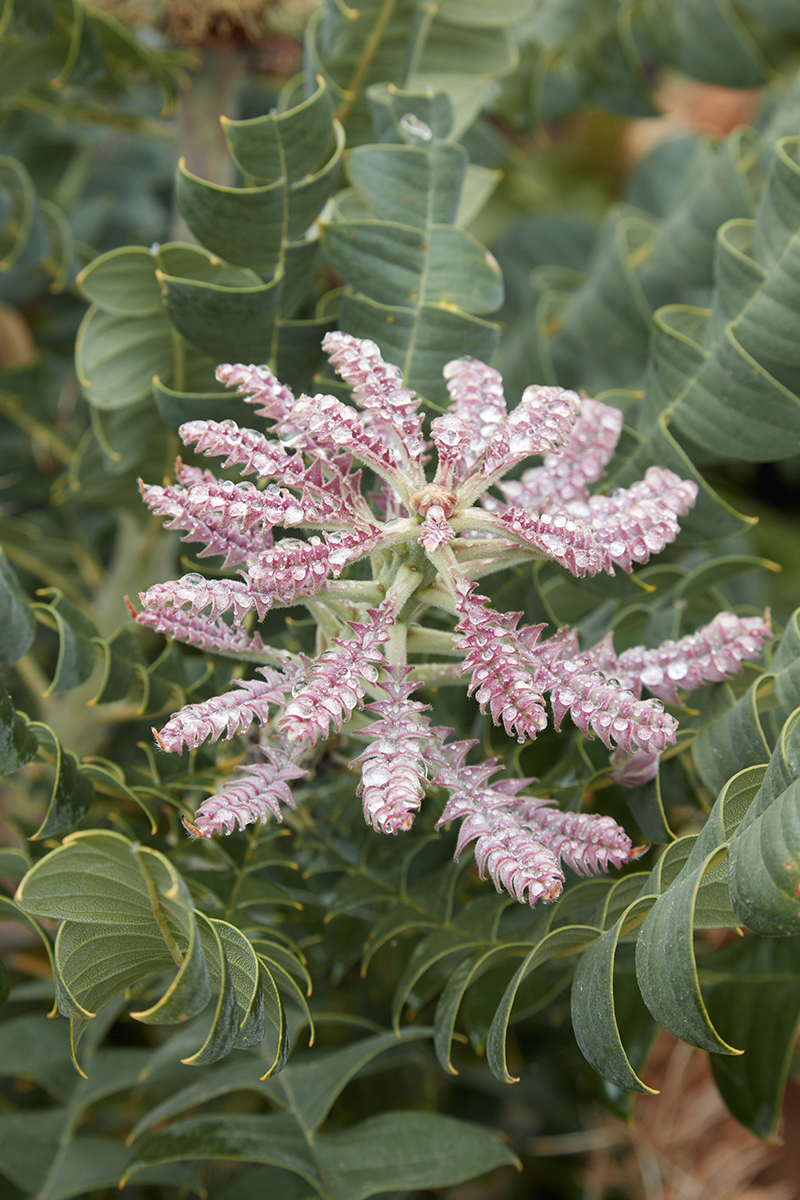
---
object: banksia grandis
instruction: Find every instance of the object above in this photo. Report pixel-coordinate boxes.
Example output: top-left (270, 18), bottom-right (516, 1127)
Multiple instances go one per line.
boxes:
top-left (134, 334), bottom-right (771, 905)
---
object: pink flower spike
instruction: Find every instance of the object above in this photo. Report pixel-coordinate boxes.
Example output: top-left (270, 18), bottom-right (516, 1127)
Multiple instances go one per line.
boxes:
top-left (494, 465), bottom-right (697, 577)
top-left (459, 384), bottom-right (581, 504)
top-left (544, 665), bottom-right (678, 756)
top-left (279, 602), bottom-right (395, 745)
top-left (155, 664), bottom-right (301, 753)
top-left (180, 419), bottom-right (306, 485)
top-left (188, 742), bottom-right (307, 837)
top-left (133, 603), bottom-right (267, 659)
top-left (322, 332), bottom-right (426, 479)
top-left (454, 581), bottom-right (548, 742)
top-left (282, 392), bottom-right (414, 495)
top-left (615, 610), bottom-right (772, 705)
top-left (440, 357), bottom-right (507, 482)
top-left (351, 668), bottom-right (431, 834)
top-left (497, 398), bottom-right (622, 513)
top-left (513, 799), bottom-right (635, 874)
top-left (215, 362), bottom-right (296, 422)
top-left (140, 574), bottom-right (258, 625)
top-left (139, 479), bottom-right (261, 570)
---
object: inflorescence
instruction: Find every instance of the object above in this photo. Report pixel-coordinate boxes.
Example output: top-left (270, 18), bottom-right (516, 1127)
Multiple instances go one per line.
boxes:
top-left (135, 334), bottom-right (771, 906)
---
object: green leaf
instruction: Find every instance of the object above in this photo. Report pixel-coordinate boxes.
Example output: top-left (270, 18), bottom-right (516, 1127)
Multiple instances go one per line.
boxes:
top-left (0, 895), bottom-right (56, 986)
top-left (0, 956), bottom-right (9, 1016)
top-left (152, 375), bottom-right (254, 434)
top-left (692, 677), bottom-right (772, 796)
top-left (306, 0), bottom-right (520, 145)
top-left (182, 915), bottom-right (240, 1067)
top-left (728, 777), bottom-right (800, 935)
top-left (487, 924), bottom-right (601, 1083)
top-left (131, 1027), bottom-right (433, 1144)
top-left (33, 588), bottom-right (99, 697)
top-left (125, 1112), bottom-right (324, 1193)
top-left (222, 76), bottom-right (336, 183)
top-left (323, 220), bottom-right (502, 314)
top-left (606, 411), bottom-right (756, 543)
top-left (90, 625), bottom-right (147, 706)
top-left (635, 845), bottom-right (740, 1054)
top-left (76, 305), bottom-right (173, 411)
top-left (0, 155), bottom-right (35, 269)
top-left (652, 138), bottom-right (800, 461)
top-left (324, 134), bottom-right (501, 401)
top-left (0, 1012), bottom-right (75, 1096)
top-left (0, 1109), bottom-right (67, 1194)
top-left (16, 831), bottom-right (212, 1025)
top-left (127, 1109), bottom-right (517, 1200)
top-left (632, 764), bottom-right (766, 1052)
top-left (0, 681), bottom-right (38, 774)
top-left (651, 0), bottom-right (768, 86)
top-left (625, 768), bottom-right (675, 845)
top-left (175, 124), bottom-right (344, 273)
top-left (390, 928), bottom-right (473, 1030)
top-left (347, 142), bottom-right (466, 229)
top-left (158, 269), bottom-right (283, 364)
top-left (571, 895), bottom-right (658, 1094)
top-left (315, 1112), bottom-right (519, 1200)
top-left (76, 246), bottom-right (163, 316)
top-left (0, 548), bottom-right (35, 668)
top-left (706, 935), bottom-right (800, 1138)
top-left (25, 723), bottom-right (95, 840)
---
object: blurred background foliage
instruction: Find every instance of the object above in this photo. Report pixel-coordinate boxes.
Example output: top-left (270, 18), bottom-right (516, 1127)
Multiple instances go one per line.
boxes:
top-left (2, 1), bottom-right (800, 1198)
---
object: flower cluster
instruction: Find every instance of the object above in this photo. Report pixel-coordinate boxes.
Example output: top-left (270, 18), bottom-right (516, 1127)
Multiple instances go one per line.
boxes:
top-left (135, 334), bottom-right (771, 906)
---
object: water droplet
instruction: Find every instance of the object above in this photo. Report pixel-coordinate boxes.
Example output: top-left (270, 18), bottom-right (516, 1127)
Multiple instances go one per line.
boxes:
top-left (399, 112), bottom-right (433, 141)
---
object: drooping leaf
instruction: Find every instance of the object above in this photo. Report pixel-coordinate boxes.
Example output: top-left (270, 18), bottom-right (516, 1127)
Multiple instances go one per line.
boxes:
top-left (571, 894), bottom-right (657, 1094)
top-left (706, 935), bottom-right (800, 1138)
top-left (0, 548), bottom-right (35, 669)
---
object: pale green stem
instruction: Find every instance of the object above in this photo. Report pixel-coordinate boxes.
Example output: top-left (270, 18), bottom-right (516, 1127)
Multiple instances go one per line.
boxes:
top-left (450, 510), bottom-right (548, 562)
top-left (409, 661), bottom-right (467, 686)
top-left (322, 580), bottom-right (385, 603)
top-left (406, 626), bottom-right (460, 656)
